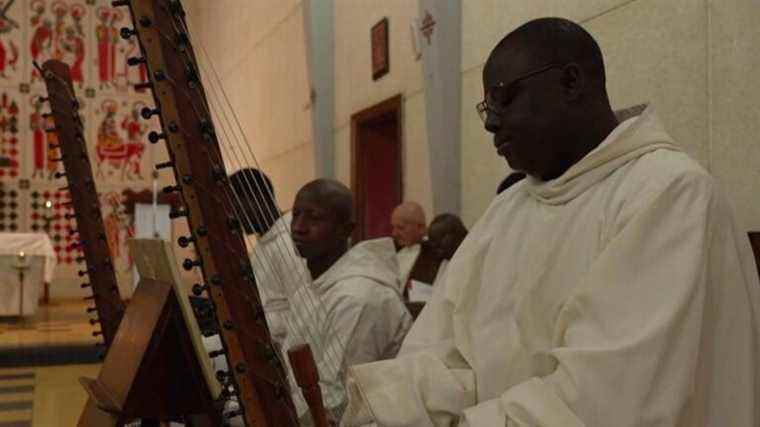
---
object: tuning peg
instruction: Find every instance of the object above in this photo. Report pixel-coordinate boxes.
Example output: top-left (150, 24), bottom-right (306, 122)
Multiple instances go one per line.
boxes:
top-left (183, 258), bottom-right (202, 271)
top-left (81, 283), bottom-right (91, 289)
top-left (178, 235), bottom-right (196, 248)
top-left (209, 349), bottom-right (226, 358)
top-left (76, 256), bottom-right (86, 263)
top-left (120, 27), bottom-right (137, 40)
top-left (37, 96), bottom-right (49, 104)
top-left (42, 112), bottom-right (53, 120)
top-left (92, 330), bottom-right (103, 337)
top-left (141, 107), bottom-right (160, 119)
top-left (163, 185), bottom-right (181, 194)
top-left (68, 228), bottom-right (78, 236)
top-left (192, 283), bottom-right (209, 296)
top-left (148, 131), bottom-right (166, 144)
top-left (127, 56), bottom-right (146, 66)
top-left (111, 0), bottom-right (129, 6)
top-left (134, 81), bottom-right (151, 91)
top-left (225, 410), bottom-right (243, 419)
top-left (78, 267), bottom-right (95, 277)
top-left (216, 370), bottom-right (231, 383)
top-left (155, 161), bottom-right (174, 170)
top-left (196, 226), bottom-right (209, 237)
top-left (58, 186), bottom-right (69, 192)
top-left (45, 127), bottom-right (57, 133)
top-left (54, 171), bottom-right (66, 179)
top-left (86, 306), bottom-right (97, 313)
top-left (89, 318), bottom-right (99, 325)
top-left (212, 166), bottom-right (227, 182)
top-left (169, 208), bottom-right (187, 219)
top-left (64, 213), bottom-right (75, 220)
top-left (83, 294), bottom-right (95, 301)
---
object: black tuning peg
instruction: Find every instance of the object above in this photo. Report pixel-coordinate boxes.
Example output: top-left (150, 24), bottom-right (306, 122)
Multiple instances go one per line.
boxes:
top-left (37, 96), bottom-right (49, 104)
top-left (58, 186), bottom-right (69, 192)
top-left (183, 258), bottom-right (202, 271)
top-left (92, 330), bottom-right (103, 337)
top-left (64, 213), bottom-right (75, 220)
top-left (169, 207), bottom-right (187, 219)
top-left (155, 161), bottom-right (174, 170)
top-left (192, 283), bottom-right (209, 296)
top-left (178, 235), bottom-right (196, 248)
top-left (49, 156), bottom-right (64, 162)
top-left (89, 318), bottom-right (99, 325)
top-left (141, 107), bottom-right (160, 119)
top-left (148, 131), bottom-right (166, 144)
top-left (86, 306), bottom-right (97, 313)
top-left (78, 267), bottom-right (95, 277)
top-left (45, 127), bottom-right (57, 133)
top-left (209, 348), bottom-right (226, 358)
top-left (76, 256), bottom-right (86, 263)
top-left (54, 171), bottom-right (66, 179)
top-left (120, 27), bottom-right (136, 40)
top-left (127, 56), bottom-right (146, 66)
top-left (163, 185), bottom-right (181, 194)
top-left (134, 81), bottom-right (151, 91)
top-left (216, 370), bottom-right (230, 383)
top-left (225, 410), bottom-right (243, 419)
top-left (80, 283), bottom-right (91, 289)
top-left (111, 0), bottom-right (129, 6)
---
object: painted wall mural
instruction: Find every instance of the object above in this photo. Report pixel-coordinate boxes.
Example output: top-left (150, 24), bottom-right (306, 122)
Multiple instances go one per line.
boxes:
top-left (0, 0), bottom-right (156, 283)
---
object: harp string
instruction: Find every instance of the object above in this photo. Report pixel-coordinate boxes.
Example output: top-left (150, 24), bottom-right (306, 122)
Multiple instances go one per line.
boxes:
top-left (163, 10), bottom-right (347, 418)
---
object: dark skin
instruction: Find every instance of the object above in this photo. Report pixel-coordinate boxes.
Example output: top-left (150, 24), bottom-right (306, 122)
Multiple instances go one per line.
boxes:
top-left (427, 218), bottom-right (467, 260)
top-left (291, 192), bottom-right (354, 280)
top-left (482, 45), bottom-right (619, 181)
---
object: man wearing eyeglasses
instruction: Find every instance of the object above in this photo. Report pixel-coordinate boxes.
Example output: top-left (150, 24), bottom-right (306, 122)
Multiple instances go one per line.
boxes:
top-left (341, 17), bottom-right (760, 427)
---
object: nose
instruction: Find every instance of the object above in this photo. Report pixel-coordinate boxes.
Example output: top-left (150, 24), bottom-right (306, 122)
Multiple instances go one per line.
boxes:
top-left (291, 215), bottom-right (307, 236)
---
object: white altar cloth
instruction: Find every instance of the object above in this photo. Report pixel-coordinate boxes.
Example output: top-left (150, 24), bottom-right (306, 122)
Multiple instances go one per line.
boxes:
top-left (0, 233), bottom-right (57, 316)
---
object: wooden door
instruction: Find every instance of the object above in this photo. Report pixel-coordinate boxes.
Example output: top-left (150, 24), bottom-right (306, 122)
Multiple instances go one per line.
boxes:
top-left (351, 95), bottom-right (403, 242)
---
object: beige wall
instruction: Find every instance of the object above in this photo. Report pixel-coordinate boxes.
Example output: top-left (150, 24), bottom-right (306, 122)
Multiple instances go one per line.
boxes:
top-left (333, 0), bottom-right (434, 219)
top-left (184, 0), bottom-right (315, 210)
top-left (461, 0), bottom-right (760, 230)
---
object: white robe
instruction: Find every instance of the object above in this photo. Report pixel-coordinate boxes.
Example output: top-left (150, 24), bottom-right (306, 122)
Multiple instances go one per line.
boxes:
top-left (341, 107), bottom-right (760, 427)
top-left (396, 243), bottom-right (421, 290)
top-left (284, 237), bottom-right (414, 419)
top-left (249, 211), bottom-right (309, 344)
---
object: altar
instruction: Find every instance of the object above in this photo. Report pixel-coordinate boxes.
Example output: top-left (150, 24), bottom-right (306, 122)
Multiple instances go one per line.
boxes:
top-left (0, 233), bottom-right (57, 316)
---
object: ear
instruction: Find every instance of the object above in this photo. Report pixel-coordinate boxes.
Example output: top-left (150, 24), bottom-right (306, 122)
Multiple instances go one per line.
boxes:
top-left (560, 63), bottom-right (585, 101)
top-left (338, 221), bottom-right (355, 240)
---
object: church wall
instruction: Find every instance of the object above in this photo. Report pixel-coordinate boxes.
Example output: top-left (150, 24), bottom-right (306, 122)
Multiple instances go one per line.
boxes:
top-left (332, 0), bottom-right (434, 220)
top-left (460, 0), bottom-right (760, 232)
top-left (185, 0), bottom-right (315, 212)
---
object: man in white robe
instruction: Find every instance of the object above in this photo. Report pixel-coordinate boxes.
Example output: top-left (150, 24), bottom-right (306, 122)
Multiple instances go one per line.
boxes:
top-left (391, 202), bottom-right (427, 288)
top-left (286, 179), bottom-right (413, 423)
top-left (341, 18), bottom-right (760, 426)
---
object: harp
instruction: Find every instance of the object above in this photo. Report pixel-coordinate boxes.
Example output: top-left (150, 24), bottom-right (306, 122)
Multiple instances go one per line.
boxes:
top-left (38, 60), bottom-right (126, 349)
top-left (76, 0), bottom-right (340, 425)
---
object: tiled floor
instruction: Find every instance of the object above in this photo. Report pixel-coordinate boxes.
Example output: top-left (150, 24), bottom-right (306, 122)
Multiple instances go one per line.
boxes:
top-left (0, 301), bottom-right (102, 427)
top-left (0, 300), bottom-right (97, 350)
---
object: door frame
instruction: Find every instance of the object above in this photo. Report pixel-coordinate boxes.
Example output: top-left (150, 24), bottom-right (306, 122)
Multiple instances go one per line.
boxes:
top-left (350, 94), bottom-right (403, 242)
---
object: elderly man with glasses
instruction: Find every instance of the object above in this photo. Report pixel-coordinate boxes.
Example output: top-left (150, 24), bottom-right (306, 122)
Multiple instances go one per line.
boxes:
top-left (341, 17), bottom-right (760, 427)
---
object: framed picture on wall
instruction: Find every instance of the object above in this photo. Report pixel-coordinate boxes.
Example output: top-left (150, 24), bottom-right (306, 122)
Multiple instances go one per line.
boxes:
top-left (371, 18), bottom-right (389, 80)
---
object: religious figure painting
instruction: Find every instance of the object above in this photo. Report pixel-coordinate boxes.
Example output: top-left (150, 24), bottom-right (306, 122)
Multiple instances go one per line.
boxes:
top-left (0, 90), bottom-right (20, 180)
top-left (90, 97), bottom-right (153, 183)
top-left (97, 188), bottom-right (140, 275)
top-left (29, 0), bottom-right (89, 88)
top-left (93, 1), bottom-right (147, 94)
top-left (0, 0), bottom-right (22, 85)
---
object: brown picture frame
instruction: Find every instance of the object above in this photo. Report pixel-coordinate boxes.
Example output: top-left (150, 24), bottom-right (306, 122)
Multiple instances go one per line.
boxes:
top-left (371, 18), bottom-right (389, 80)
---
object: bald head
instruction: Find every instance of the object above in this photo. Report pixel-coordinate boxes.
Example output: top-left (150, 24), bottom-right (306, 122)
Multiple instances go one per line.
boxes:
top-left (391, 202), bottom-right (426, 249)
top-left (428, 214), bottom-right (468, 260)
top-left (296, 179), bottom-right (353, 225)
top-left (485, 17), bottom-right (606, 90)
top-left (291, 179), bottom-right (354, 267)
top-left (481, 18), bottom-right (618, 181)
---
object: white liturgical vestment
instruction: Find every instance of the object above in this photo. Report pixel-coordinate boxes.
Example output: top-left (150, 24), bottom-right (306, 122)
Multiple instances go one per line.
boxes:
top-left (396, 243), bottom-right (421, 291)
top-left (285, 237), bottom-right (413, 419)
top-left (341, 107), bottom-right (760, 427)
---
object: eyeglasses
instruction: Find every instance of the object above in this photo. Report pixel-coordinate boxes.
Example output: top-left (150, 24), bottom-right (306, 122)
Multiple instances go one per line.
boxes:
top-left (476, 63), bottom-right (565, 123)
